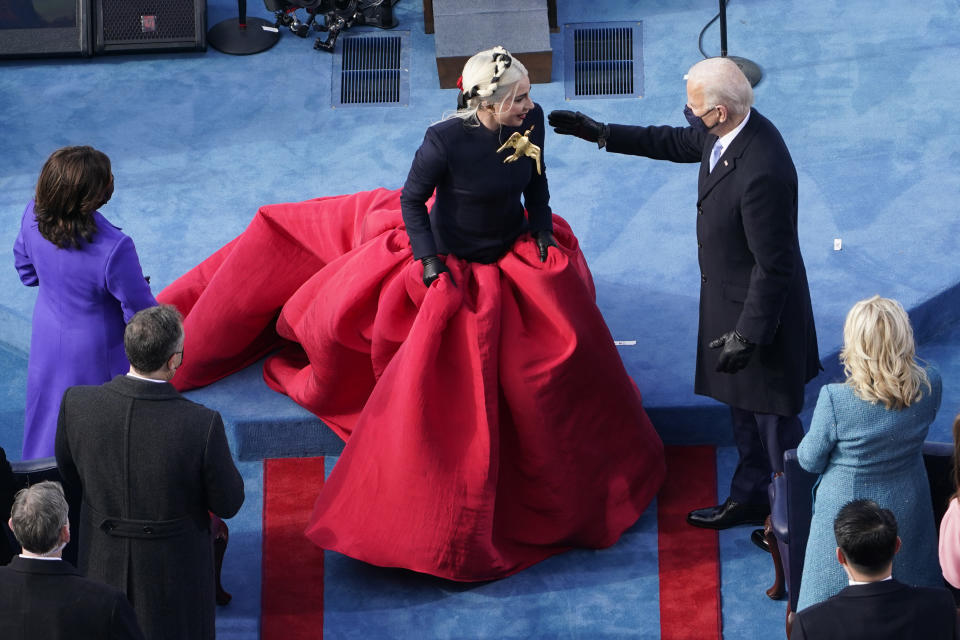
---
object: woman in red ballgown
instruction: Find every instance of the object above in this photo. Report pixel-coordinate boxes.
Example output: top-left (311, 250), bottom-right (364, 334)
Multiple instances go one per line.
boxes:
top-left (159, 47), bottom-right (665, 581)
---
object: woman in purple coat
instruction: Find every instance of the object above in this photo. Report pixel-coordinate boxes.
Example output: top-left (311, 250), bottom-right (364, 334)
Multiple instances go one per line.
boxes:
top-left (14, 146), bottom-right (156, 460)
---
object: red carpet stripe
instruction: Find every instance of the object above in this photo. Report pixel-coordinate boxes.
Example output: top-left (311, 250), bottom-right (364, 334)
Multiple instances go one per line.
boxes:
top-left (657, 445), bottom-right (721, 640)
top-left (262, 457), bottom-right (326, 640)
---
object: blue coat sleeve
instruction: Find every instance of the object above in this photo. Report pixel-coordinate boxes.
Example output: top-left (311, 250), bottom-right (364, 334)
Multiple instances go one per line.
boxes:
top-left (55, 389), bottom-right (81, 494)
top-left (13, 213), bottom-right (38, 287)
top-left (797, 385), bottom-right (837, 474)
top-left (925, 367), bottom-right (942, 418)
top-left (605, 123), bottom-right (706, 163)
top-left (735, 165), bottom-right (798, 345)
top-left (400, 127), bottom-right (446, 259)
top-left (203, 412), bottom-right (245, 519)
top-left (523, 106), bottom-right (552, 233)
top-left (104, 235), bottom-right (157, 322)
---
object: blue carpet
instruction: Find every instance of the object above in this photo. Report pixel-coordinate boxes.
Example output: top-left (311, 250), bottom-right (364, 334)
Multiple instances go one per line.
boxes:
top-left (215, 461), bottom-right (264, 639)
top-left (0, 344), bottom-right (26, 456)
top-left (323, 506), bottom-right (662, 639)
top-left (3, 0), bottom-right (960, 637)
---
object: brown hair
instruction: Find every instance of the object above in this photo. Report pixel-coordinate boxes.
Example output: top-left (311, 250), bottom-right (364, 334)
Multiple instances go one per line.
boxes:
top-left (34, 146), bottom-right (113, 249)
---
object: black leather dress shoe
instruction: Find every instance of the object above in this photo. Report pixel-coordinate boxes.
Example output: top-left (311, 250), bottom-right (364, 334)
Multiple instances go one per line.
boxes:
top-left (751, 528), bottom-right (771, 553)
top-left (686, 498), bottom-right (770, 530)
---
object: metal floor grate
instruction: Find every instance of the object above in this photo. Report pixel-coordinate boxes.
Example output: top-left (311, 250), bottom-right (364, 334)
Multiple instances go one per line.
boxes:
top-left (563, 22), bottom-right (643, 100)
top-left (332, 32), bottom-right (410, 107)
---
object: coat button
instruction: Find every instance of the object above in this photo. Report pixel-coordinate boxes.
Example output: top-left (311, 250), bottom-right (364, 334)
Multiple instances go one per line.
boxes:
top-left (701, 274), bottom-right (707, 283)
top-left (698, 242), bottom-right (702, 249)
top-left (143, 526), bottom-right (154, 534)
top-left (698, 207), bottom-right (703, 216)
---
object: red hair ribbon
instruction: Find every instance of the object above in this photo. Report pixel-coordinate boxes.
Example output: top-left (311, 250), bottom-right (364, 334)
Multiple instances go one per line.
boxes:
top-left (456, 75), bottom-right (463, 91)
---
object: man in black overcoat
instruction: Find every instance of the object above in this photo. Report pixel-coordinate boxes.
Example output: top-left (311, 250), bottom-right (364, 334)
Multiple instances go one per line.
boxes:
top-left (0, 480), bottom-right (144, 639)
top-left (55, 304), bottom-right (245, 640)
top-left (549, 57), bottom-right (819, 533)
top-left (792, 499), bottom-right (958, 640)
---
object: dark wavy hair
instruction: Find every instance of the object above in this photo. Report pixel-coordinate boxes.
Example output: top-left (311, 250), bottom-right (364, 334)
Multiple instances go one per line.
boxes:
top-left (34, 146), bottom-right (113, 249)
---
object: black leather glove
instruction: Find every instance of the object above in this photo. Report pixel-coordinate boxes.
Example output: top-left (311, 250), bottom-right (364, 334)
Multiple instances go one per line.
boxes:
top-left (420, 255), bottom-right (450, 287)
top-left (534, 230), bottom-right (558, 263)
top-left (709, 330), bottom-right (756, 373)
top-left (547, 110), bottom-right (610, 149)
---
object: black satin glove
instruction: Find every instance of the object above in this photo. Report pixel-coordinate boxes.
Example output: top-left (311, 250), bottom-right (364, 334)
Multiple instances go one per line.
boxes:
top-left (709, 330), bottom-right (756, 373)
top-left (547, 110), bottom-right (611, 149)
top-left (420, 255), bottom-right (450, 287)
top-left (534, 230), bottom-right (558, 263)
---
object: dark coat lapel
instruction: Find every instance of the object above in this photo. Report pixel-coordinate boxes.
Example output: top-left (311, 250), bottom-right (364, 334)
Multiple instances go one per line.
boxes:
top-left (698, 108), bottom-right (761, 200)
top-left (697, 134), bottom-right (716, 193)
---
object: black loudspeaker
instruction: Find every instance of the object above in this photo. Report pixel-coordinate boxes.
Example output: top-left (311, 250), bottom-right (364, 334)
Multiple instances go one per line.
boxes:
top-left (93, 0), bottom-right (206, 53)
top-left (0, 0), bottom-right (93, 58)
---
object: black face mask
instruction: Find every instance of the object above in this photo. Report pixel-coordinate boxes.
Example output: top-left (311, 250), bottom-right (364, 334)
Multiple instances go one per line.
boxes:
top-left (683, 104), bottom-right (716, 134)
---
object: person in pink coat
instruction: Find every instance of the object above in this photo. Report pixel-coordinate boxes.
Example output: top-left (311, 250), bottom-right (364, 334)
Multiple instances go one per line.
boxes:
top-left (13, 146), bottom-right (156, 460)
top-left (939, 412), bottom-right (960, 605)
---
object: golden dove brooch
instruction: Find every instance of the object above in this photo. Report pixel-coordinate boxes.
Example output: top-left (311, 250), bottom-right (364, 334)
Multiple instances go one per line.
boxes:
top-left (497, 125), bottom-right (542, 175)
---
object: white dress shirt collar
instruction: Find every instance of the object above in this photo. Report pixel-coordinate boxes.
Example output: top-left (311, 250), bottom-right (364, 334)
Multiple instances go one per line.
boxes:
top-left (715, 108), bottom-right (751, 152)
top-left (848, 574), bottom-right (893, 586)
top-left (127, 371), bottom-right (168, 384)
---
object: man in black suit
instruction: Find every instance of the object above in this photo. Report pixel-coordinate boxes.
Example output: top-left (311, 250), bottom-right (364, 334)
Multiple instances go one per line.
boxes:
top-left (0, 480), bottom-right (144, 639)
top-left (792, 499), bottom-right (957, 639)
top-left (55, 304), bottom-right (245, 640)
top-left (0, 446), bottom-right (16, 564)
top-left (549, 57), bottom-right (819, 533)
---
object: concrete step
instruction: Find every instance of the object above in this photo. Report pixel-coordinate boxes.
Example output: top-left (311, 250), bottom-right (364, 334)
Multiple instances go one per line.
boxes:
top-left (432, 0), bottom-right (552, 88)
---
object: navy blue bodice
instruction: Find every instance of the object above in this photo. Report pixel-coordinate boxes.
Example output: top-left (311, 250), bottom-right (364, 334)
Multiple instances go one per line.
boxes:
top-left (400, 103), bottom-right (552, 263)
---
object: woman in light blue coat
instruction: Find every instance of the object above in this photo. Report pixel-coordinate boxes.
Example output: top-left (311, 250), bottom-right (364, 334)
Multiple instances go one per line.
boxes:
top-left (796, 296), bottom-right (945, 611)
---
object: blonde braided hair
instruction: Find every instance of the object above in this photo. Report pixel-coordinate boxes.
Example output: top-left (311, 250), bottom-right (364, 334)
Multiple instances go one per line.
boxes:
top-left (447, 46), bottom-right (528, 124)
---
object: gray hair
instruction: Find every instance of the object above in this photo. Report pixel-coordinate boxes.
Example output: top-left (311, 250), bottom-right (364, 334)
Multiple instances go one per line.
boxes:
top-left (124, 304), bottom-right (183, 373)
top-left (10, 481), bottom-right (69, 554)
top-left (446, 46), bottom-right (529, 124)
top-left (687, 57), bottom-right (753, 117)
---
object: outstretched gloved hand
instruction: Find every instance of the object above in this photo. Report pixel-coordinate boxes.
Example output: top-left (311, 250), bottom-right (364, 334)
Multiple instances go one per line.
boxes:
top-left (420, 255), bottom-right (450, 287)
top-left (709, 330), bottom-right (756, 373)
top-left (547, 110), bottom-right (611, 148)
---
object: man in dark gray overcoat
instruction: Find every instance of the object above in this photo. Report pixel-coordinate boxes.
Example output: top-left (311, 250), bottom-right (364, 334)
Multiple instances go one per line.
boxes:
top-left (549, 57), bottom-right (819, 536)
top-left (55, 304), bottom-right (245, 639)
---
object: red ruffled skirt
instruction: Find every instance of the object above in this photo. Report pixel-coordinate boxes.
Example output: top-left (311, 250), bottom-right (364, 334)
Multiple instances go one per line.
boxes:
top-left (159, 188), bottom-right (665, 581)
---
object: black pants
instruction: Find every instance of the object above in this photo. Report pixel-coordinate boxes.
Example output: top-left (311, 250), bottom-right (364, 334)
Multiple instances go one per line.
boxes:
top-left (728, 407), bottom-right (804, 505)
